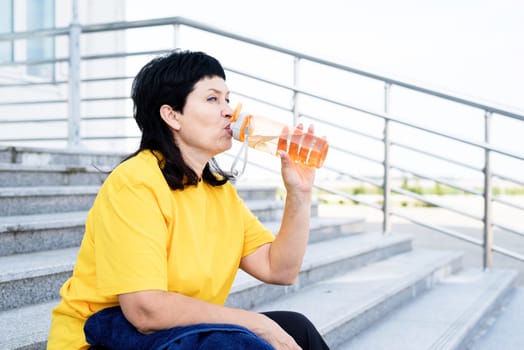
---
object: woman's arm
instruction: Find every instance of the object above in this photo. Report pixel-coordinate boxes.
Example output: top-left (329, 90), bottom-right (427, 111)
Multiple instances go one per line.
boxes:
top-left (241, 124), bottom-right (316, 285)
top-left (118, 290), bottom-right (300, 349)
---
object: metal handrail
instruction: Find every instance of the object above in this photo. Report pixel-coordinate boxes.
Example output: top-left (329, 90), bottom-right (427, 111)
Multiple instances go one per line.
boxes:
top-left (2, 16), bottom-right (523, 119)
top-left (1, 16), bottom-right (523, 268)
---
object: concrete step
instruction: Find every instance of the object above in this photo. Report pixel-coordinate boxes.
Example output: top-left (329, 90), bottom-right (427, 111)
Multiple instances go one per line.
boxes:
top-left (226, 233), bottom-right (413, 309)
top-left (0, 211), bottom-right (87, 256)
top-left (245, 199), bottom-right (286, 222)
top-left (469, 287), bottom-right (524, 350)
top-left (0, 185), bottom-right (285, 216)
top-left (232, 184), bottom-right (281, 201)
top-left (0, 163), bottom-right (109, 187)
top-left (0, 233), bottom-right (413, 349)
top-left (247, 199), bottom-right (320, 222)
top-left (252, 248), bottom-right (464, 349)
top-left (264, 216), bottom-right (365, 243)
top-left (0, 186), bottom-right (99, 216)
top-left (339, 268), bottom-right (518, 350)
top-left (0, 233), bottom-right (410, 313)
top-left (0, 300), bottom-right (56, 350)
top-left (0, 145), bottom-right (124, 167)
top-left (0, 211), bottom-right (360, 257)
top-left (0, 247), bottom-right (77, 312)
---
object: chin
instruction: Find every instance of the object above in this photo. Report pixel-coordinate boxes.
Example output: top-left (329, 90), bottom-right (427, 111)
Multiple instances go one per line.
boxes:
top-left (223, 140), bottom-right (233, 151)
top-left (213, 143), bottom-right (232, 157)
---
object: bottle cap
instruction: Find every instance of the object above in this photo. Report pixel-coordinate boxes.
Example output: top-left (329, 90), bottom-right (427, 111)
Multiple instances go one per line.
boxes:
top-left (231, 112), bottom-right (251, 142)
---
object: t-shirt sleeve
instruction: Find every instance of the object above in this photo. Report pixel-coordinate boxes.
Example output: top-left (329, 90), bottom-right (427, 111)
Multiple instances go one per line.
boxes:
top-left (239, 198), bottom-right (275, 257)
top-left (94, 181), bottom-right (169, 296)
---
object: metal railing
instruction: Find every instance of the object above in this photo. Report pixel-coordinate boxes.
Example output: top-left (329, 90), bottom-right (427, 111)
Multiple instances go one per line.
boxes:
top-left (1, 16), bottom-right (523, 269)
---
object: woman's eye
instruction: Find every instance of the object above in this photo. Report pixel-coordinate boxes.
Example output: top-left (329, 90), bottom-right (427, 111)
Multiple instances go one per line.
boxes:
top-left (225, 98), bottom-right (230, 104)
top-left (207, 96), bottom-right (218, 102)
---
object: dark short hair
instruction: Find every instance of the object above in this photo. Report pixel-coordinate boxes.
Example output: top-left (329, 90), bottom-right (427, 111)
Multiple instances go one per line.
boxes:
top-left (129, 50), bottom-right (231, 189)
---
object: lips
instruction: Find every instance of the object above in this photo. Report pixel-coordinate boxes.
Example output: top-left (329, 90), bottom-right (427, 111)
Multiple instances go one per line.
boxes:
top-left (225, 124), bottom-right (232, 137)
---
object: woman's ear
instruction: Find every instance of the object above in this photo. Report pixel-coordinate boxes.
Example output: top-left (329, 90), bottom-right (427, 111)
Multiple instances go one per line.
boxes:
top-left (159, 104), bottom-right (181, 130)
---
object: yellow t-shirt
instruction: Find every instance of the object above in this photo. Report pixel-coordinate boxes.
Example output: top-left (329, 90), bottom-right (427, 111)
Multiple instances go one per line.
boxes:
top-left (47, 150), bottom-right (275, 350)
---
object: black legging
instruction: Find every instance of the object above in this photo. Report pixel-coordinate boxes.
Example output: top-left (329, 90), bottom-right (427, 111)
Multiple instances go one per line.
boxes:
top-left (262, 311), bottom-right (330, 350)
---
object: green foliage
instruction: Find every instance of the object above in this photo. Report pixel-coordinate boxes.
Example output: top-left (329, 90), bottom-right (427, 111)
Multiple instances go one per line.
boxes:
top-left (316, 180), bottom-right (523, 208)
top-left (505, 187), bottom-right (524, 195)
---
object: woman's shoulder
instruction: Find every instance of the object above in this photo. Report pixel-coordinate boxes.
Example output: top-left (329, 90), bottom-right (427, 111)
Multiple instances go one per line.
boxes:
top-left (105, 150), bottom-right (164, 188)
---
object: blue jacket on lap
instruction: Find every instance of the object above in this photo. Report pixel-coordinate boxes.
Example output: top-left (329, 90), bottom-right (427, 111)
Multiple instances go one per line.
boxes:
top-left (84, 306), bottom-right (275, 350)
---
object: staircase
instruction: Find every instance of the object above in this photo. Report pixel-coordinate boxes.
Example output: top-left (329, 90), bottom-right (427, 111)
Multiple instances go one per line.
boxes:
top-left (0, 145), bottom-right (521, 350)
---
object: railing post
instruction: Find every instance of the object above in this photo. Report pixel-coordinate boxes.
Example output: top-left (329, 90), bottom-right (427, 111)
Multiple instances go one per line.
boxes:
top-left (383, 82), bottom-right (392, 234)
top-left (483, 110), bottom-right (493, 269)
top-left (292, 56), bottom-right (300, 126)
top-left (68, 0), bottom-right (81, 147)
top-left (173, 23), bottom-right (180, 48)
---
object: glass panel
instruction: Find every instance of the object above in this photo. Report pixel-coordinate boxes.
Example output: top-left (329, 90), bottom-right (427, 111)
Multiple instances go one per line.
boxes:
top-left (0, 0), bottom-right (13, 63)
top-left (26, 0), bottom-right (55, 78)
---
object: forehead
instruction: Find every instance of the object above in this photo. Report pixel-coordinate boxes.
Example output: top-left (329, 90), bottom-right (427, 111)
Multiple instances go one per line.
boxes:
top-left (192, 76), bottom-right (229, 94)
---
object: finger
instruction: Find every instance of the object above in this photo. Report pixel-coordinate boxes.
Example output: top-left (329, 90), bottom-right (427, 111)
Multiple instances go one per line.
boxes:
top-left (288, 123), bottom-right (303, 157)
top-left (278, 126), bottom-right (290, 154)
top-left (307, 135), bottom-right (328, 168)
top-left (278, 150), bottom-right (290, 167)
top-left (298, 124), bottom-right (314, 164)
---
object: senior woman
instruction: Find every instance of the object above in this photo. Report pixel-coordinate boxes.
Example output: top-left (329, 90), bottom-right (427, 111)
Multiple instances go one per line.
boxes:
top-left (47, 50), bottom-right (329, 350)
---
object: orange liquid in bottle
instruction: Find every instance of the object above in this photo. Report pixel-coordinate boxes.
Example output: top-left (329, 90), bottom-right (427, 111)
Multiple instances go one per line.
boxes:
top-left (276, 131), bottom-right (328, 168)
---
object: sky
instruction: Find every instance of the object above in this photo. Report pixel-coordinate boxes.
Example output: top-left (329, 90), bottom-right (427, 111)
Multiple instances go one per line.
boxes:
top-left (124, 0), bottom-right (524, 111)
top-left (122, 0), bottom-right (524, 180)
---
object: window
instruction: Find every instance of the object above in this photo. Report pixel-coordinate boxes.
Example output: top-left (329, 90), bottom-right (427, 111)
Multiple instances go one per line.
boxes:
top-left (0, 0), bottom-right (14, 63)
top-left (26, 0), bottom-right (55, 78)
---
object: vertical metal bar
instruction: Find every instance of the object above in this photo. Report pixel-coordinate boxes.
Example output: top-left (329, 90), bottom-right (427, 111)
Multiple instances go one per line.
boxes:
top-left (383, 83), bottom-right (392, 234)
top-left (483, 110), bottom-right (493, 269)
top-left (8, 0), bottom-right (14, 62)
top-left (173, 23), bottom-right (180, 48)
top-left (51, 0), bottom-right (57, 84)
top-left (292, 56), bottom-right (300, 126)
top-left (68, 0), bottom-right (81, 147)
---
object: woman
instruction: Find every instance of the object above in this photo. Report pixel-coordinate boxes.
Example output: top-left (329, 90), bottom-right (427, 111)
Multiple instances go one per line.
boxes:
top-left (47, 50), bottom-right (329, 350)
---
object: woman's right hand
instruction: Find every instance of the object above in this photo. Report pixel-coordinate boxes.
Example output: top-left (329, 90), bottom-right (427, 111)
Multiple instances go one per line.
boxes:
top-left (254, 313), bottom-right (302, 350)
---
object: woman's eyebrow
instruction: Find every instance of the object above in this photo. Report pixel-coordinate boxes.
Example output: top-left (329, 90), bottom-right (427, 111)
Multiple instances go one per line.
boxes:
top-left (208, 88), bottom-right (229, 95)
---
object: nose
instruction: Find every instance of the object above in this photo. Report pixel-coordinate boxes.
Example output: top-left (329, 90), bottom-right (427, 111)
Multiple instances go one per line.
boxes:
top-left (222, 104), bottom-right (233, 119)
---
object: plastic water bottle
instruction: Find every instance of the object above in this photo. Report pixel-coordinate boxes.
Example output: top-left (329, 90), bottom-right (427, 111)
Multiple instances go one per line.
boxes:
top-left (230, 104), bottom-right (329, 168)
